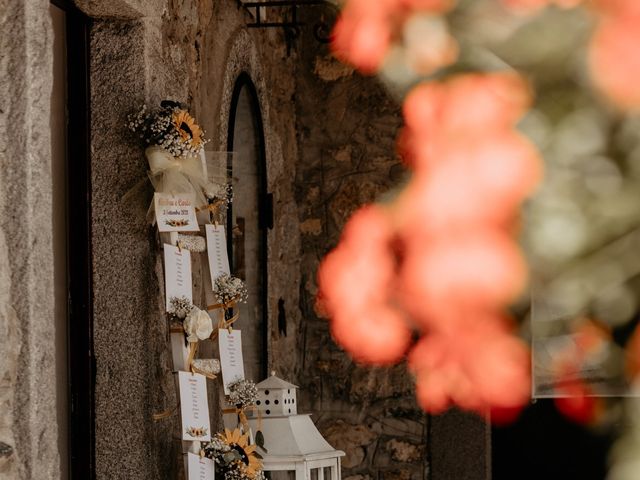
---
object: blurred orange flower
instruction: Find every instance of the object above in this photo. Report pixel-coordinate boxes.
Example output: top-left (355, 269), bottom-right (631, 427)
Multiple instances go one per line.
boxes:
top-left (589, 13), bottom-right (640, 110)
top-left (331, 0), bottom-right (457, 74)
top-left (500, 0), bottom-right (582, 15)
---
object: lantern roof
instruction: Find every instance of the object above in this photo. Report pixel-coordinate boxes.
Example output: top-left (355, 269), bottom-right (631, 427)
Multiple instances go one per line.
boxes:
top-left (257, 372), bottom-right (298, 390)
top-left (249, 414), bottom-right (345, 459)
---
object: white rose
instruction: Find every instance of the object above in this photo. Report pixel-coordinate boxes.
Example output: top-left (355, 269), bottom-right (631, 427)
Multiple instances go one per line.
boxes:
top-left (183, 307), bottom-right (213, 342)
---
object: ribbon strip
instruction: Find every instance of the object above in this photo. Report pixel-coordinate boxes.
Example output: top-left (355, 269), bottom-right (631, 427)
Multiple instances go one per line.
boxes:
top-left (153, 402), bottom-right (180, 421)
top-left (206, 299), bottom-right (238, 311)
top-left (209, 313), bottom-right (240, 341)
top-left (191, 365), bottom-right (217, 380)
top-left (170, 325), bottom-right (221, 377)
top-left (195, 198), bottom-right (225, 215)
top-left (221, 405), bottom-right (262, 437)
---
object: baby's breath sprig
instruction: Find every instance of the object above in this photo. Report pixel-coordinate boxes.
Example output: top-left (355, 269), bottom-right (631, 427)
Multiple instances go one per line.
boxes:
top-left (214, 273), bottom-right (248, 307)
top-left (168, 296), bottom-right (194, 320)
top-left (227, 379), bottom-right (259, 409)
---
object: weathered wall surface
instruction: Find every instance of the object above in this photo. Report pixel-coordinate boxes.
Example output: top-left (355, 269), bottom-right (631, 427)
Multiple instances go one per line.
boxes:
top-left (292, 18), bottom-right (430, 480)
top-left (89, 17), bottom-right (178, 479)
top-left (0, 0), bottom-right (60, 478)
top-left (87, 0), bottom-right (302, 478)
top-left (1, 0), bottom-right (301, 478)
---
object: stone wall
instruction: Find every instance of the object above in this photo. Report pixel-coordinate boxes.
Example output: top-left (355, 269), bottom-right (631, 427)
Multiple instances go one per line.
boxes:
top-left (1, 0), bottom-right (302, 478)
top-left (87, 0), bottom-right (302, 478)
top-left (292, 17), bottom-right (430, 480)
top-left (1, 0), bottom-right (61, 477)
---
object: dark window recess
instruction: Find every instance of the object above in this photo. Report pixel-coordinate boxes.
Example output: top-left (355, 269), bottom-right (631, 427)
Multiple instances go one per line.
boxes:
top-left (492, 400), bottom-right (613, 480)
top-left (50, 1), bottom-right (95, 478)
top-left (259, 192), bottom-right (273, 230)
top-left (226, 72), bottom-right (269, 380)
top-left (278, 297), bottom-right (287, 337)
top-left (232, 217), bottom-right (246, 281)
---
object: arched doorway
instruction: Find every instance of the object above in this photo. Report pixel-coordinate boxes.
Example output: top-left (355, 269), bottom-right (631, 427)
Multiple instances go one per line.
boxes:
top-left (226, 73), bottom-right (270, 383)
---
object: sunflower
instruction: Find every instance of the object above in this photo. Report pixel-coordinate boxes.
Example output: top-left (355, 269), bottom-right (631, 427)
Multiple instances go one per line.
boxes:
top-left (172, 109), bottom-right (204, 148)
top-left (220, 428), bottom-right (263, 478)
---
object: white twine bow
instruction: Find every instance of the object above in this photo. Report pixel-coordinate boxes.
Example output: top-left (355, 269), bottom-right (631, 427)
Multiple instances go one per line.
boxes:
top-left (144, 146), bottom-right (209, 223)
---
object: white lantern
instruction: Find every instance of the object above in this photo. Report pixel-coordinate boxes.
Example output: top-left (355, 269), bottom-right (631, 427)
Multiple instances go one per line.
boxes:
top-left (248, 373), bottom-right (345, 480)
top-left (251, 373), bottom-right (298, 417)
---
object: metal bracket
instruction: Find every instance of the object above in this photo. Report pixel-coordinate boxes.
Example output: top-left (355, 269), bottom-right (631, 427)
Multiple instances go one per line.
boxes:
top-left (238, 0), bottom-right (338, 52)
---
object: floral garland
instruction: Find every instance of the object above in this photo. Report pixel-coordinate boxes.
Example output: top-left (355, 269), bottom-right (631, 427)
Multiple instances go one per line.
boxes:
top-left (203, 429), bottom-right (265, 480)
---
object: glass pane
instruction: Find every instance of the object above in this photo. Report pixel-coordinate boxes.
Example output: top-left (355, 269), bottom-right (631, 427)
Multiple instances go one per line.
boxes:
top-left (230, 85), bottom-right (266, 383)
top-left (532, 292), bottom-right (631, 397)
top-left (269, 472), bottom-right (296, 480)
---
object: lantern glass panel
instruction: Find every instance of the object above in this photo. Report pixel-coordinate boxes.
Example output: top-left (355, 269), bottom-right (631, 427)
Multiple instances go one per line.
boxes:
top-left (268, 472), bottom-right (295, 480)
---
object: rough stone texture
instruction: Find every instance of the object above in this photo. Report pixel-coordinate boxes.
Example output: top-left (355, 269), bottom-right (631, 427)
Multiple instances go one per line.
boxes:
top-left (89, 18), bottom-right (179, 479)
top-left (386, 439), bottom-right (424, 463)
top-left (293, 12), bottom-right (429, 480)
top-left (0, 0), bottom-right (61, 478)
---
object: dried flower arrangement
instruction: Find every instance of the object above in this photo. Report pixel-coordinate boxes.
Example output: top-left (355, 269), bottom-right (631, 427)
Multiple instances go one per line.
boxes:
top-left (202, 429), bottom-right (265, 480)
top-left (128, 100), bottom-right (208, 158)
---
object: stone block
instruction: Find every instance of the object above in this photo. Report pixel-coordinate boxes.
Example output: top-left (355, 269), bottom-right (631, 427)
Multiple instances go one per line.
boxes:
top-left (322, 420), bottom-right (378, 469)
top-left (386, 438), bottom-right (424, 463)
top-left (350, 365), bottom-right (415, 402)
top-left (372, 417), bottom-right (425, 440)
top-left (300, 218), bottom-right (323, 236)
top-left (380, 468), bottom-right (412, 480)
top-left (313, 55), bottom-right (355, 82)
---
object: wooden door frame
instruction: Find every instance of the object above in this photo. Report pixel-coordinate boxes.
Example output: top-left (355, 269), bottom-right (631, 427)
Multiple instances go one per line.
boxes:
top-left (50, 1), bottom-right (95, 478)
